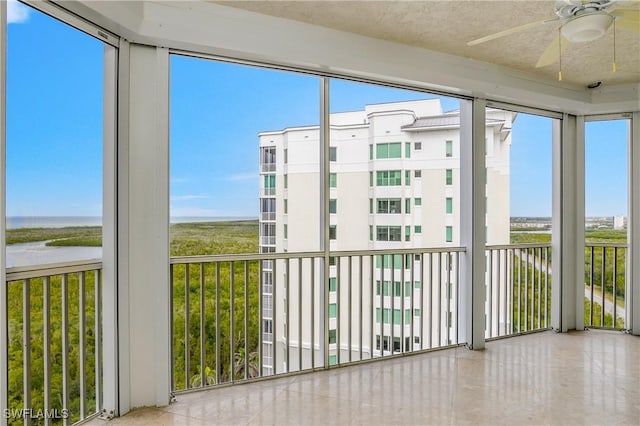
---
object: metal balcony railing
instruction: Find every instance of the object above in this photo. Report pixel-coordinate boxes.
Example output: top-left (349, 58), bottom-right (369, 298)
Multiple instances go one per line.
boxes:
top-left (584, 243), bottom-right (627, 330)
top-left (4, 260), bottom-right (103, 425)
top-left (169, 247), bottom-right (465, 393)
top-left (485, 244), bottom-right (552, 338)
top-left (260, 163), bottom-right (276, 173)
top-left (260, 236), bottom-right (276, 246)
top-left (260, 212), bottom-right (276, 221)
top-left (261, 188), bottom-right (276, 197)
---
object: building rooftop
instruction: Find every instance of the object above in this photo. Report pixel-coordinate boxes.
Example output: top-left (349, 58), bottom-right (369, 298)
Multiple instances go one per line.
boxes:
top-left (402, 115), bottom-right (505, 131)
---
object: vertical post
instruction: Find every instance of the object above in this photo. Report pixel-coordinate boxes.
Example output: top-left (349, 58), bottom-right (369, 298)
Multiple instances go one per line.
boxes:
top-left (102, 40), bottom-right (118, 418)
top-left (23, 279), bottom-right (31, 426)
top-left (111, 39), bottom-right (130, 418)
top-left (552, 114), bottom-right (584, 332)
top-left (121, 44), bottom-right (171, 408)
top-left (0, 2), bottom-right (8, 423)
top-left (319, 78), bottom-right (330, 367)
top-left (629, 112), bottom-right (640, 334)
top-left (459, 98), bottom-right (486, 350)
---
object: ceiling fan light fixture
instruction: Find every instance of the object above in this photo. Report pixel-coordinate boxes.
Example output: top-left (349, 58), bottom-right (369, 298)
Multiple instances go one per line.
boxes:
top-left (561, 12), bottom-right (614, 43)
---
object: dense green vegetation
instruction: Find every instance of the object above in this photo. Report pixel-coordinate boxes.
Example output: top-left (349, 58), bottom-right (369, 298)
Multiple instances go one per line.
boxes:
top-left (511, 229), bottom-right (626, 330)
top-left (7, 272), bottom-right (100, 425)
top-left (7, 226), bottom-right (101, 246)
top-left (169, 221), bottom-right (258, 256)
top-left (6, 220), bottom-right (260, 424)
top-left (510, 251), bottom-right (552, 332)
top-left (168, 221), bottom-right (261, 390)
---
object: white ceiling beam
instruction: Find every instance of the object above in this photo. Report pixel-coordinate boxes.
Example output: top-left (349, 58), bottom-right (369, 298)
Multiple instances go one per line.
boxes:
top-left (58, 0), bottom-right (638, 115)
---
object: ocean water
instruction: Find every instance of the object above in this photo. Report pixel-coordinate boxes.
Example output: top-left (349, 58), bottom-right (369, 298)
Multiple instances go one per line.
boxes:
top-left (7, 216), bottom-right (102, 229)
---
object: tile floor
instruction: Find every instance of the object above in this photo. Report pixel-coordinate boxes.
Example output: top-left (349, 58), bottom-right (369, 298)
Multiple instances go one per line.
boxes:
top-left (87, 329), bottom-right (640, 425)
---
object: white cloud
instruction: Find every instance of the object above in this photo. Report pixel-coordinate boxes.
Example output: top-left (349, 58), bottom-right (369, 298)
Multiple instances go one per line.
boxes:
top-left (7, 0), bottom-right (30, 24)
top-left (170, 177), bottom-right (190, 184)
top-left (227, 172), bottom-right (258, 182)
top-left (170, 194), bottom-right (209, 201)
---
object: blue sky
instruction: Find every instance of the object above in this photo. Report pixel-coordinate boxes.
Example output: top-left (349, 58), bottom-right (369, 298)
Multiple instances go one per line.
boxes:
top-left (6, 1), bottom-right (630, 219)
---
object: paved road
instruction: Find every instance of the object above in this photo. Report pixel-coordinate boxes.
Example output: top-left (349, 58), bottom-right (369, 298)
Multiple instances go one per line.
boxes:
top-left (512, 248), bottom-right (624, 320)
top-left (584, 287), bottom-right (625, 320)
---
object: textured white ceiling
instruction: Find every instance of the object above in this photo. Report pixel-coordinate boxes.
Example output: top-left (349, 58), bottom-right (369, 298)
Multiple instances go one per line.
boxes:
top-left (214, 0), bottom-right (640, 87)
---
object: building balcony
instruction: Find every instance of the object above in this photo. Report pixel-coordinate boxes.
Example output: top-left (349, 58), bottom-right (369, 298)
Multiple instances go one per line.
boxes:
top-left (260, 212), bottom-right (276, 221)
top-left (261, 188), bottom-right (276, 197)
top-left (4, 242), bottom-right (635, 425)
top-left (260, 163), bottom-right (276, 173)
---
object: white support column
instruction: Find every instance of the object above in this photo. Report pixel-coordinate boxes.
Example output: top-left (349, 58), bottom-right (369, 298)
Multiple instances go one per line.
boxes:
top-left (119, 43), bottom-right (171, 410)
top-left (319, 78), bottom-right (329, 366)
top-left (0, 3), bottom-right (8, 423)
top-left (116, 40), bottom-right (132, 415)
top-left (101, 43), bottom-right (119, 418)
top-left (459, 98), bottom-right (486, 350)
top-left (629, 112), bottom-right (640, 335)
top-left (552, 114), bottom-right (585, 332)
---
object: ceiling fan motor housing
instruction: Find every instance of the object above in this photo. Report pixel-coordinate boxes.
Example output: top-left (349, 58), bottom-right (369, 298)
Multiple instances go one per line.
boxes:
top-left (561, 12), bottom-right (614, 42)
top-left (555, 0), bottom-right (616, 18)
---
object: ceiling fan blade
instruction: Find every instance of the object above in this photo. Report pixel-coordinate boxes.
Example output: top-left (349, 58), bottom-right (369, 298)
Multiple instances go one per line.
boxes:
top-left (467, 17), bottom-right (559, 46)
top-left (535, 35), bottom-right (571, 68)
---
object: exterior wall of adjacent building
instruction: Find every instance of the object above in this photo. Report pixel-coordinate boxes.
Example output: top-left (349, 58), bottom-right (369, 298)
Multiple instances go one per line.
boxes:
top-left (259, 99), bottom-right (515, 374)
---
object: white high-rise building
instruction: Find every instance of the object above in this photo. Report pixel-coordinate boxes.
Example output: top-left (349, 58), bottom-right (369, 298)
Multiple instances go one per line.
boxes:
top-left (259, 99), bottom-right (515, 374)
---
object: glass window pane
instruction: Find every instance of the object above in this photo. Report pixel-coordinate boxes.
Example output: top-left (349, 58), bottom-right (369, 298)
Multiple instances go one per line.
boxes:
top-left (329, 277), bottom-right (337, 291)
top-left (393, 309), bottom-right (401, 324)
top-left (389, 143), bottom-right (402, 158)
top-left (376, 143), bottom-right (389, 159)
top-left (329, 173), bottom-right (337, 187)
top-left (7, 6), bottom-right (106, 267)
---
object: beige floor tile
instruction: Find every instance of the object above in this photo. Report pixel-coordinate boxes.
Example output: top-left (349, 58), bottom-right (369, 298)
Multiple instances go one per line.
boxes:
top-left (110, 330), bottom-right (639, 426)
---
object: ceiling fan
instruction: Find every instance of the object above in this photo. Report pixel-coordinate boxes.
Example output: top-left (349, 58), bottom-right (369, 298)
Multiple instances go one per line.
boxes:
top-left (467, 0), bottom-right (640, 80)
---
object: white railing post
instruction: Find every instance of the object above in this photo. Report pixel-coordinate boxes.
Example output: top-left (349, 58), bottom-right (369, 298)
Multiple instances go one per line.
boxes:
top-left (459, 98), bottom-right (486, 350)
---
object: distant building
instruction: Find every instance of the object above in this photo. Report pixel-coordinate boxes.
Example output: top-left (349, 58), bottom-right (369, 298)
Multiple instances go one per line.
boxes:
top-left (614, 216), bottom-right (626, 230)
top-left (258, 99), bottom-right (515, 374)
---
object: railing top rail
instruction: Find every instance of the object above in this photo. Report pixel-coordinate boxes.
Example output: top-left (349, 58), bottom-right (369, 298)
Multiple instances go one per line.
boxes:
top-left (171, 251), bottom-right (325, 264)
top-left (585, 242), bottom-right (627, 248)
top-left (170, 246), bottom-right (466, 264)
top-left (6, 259), bottom-right (103, 281)
top-left (486, 243), bottom-right (552, 250)
top-left (334, 247), bottom-right (466, 257)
